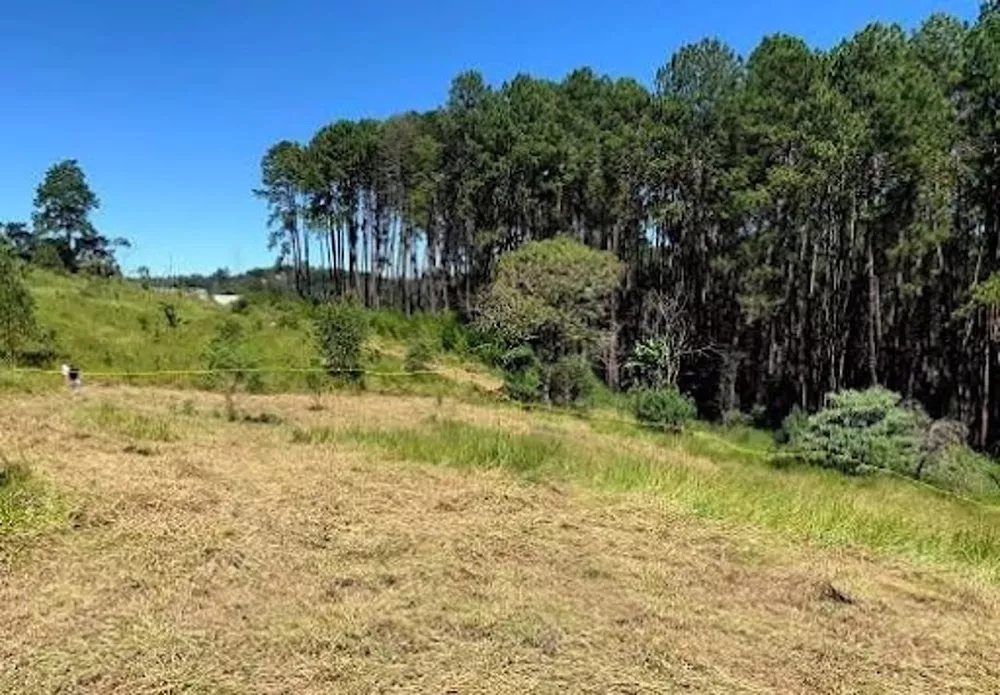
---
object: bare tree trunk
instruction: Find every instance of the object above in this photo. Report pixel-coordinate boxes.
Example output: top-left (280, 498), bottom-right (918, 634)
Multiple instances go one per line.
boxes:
top-left (867, 235), bottom-right (879, 386)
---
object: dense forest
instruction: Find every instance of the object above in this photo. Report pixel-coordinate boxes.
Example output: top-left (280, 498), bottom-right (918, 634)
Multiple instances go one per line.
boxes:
top-left (256, 4), bottom-right (1000, 444)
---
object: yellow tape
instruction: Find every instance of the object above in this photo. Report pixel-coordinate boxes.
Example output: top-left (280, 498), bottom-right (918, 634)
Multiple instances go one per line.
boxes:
top-left (5, 367), bottom-right (441, 378)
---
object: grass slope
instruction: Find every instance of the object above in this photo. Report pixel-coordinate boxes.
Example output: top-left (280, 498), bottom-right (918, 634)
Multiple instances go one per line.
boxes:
top-left (13, 270), bottom-right (500, 396)
top-left (1, 387), bottom-right (998, 693)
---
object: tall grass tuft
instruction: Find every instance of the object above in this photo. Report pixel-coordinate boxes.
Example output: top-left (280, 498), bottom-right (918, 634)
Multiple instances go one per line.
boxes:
top-left (84, 402), bottom-right (179, 442)
top-left (0, 457), bottom-right (63, 541)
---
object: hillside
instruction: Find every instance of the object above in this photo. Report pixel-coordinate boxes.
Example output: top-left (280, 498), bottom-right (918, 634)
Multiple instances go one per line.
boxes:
top-left (2, 386), bottom-right (999, 692)
top-left (11, 270), bottom-right (500, 396)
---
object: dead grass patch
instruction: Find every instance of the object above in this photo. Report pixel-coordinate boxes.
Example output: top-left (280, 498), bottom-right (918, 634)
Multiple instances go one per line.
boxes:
top-left (0, 388), bottom-right (998, 693)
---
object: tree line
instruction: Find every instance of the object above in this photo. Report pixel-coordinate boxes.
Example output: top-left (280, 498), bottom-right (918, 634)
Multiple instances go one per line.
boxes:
top-left (256, 4), bottom-right (1000, 445)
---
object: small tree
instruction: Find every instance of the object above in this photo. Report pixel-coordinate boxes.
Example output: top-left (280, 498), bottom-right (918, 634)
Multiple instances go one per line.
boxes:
top-left (789, 388), bottom-right (928, 475)
top-left (404, 333), bottom-right (437, 373)
top-left (202, 319), bottom-right (258, 419)
top-left (0, 252), bottom-right (38, 363)
top-left (314, 300), bottom-right (369, 386)
top-left (625, 292), bottom-right (699, 390)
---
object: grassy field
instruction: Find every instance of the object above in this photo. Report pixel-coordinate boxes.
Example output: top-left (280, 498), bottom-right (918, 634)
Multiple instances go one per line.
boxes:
top-left (2, 385), bottom-right (999, 693)
top-left (9, 270), bottom-right (501, 398)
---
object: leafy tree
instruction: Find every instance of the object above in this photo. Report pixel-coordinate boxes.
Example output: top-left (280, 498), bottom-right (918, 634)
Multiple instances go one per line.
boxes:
top-left (476, 237), bottom-right (622, 361)
top-left (0, 251), bottom-right (38, 363)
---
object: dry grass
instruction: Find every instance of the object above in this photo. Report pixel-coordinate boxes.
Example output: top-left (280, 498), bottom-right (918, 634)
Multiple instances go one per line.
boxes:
top-left (1, 386), bottom-right (999, 693)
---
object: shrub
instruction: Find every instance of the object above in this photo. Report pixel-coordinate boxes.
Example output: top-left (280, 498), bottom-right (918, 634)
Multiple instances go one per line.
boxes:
top-left (314, 300), bottom-right (369, 386)
top-left (722, 408), bottom-right (754, 429)
top-left (624, 337), bottom-right (676, 390)
top-left (160, 302), bottom-right (182, 329)
top-left (16, 328), bottom-right (58, 368)
top-left (231, 296), bottom-right (251, 314)
top-left (31, 242), bottom-right (67, 272)
top-left (920, 444), bottom-right (1000, 495)
top-left (304, 368), bottom-right (327, 410)
top-left (777, 406), bottom-right (809, 444)
top-left (547, 354), bottom-right (598, 407)
top-left (499, 345), bottom-right (544, 403)
top-left (631, 388), bottom-right (697, 431)
top-left (440, 315), bottom-right (468, 354)
top-left (914, 419), bottom-right (1000, 495)
top-left (0, 251), bottom-right (38, 363)
top-left (201, 319), bottom-right (259, 415)
top-left (789, 388), bottom-right (927, 476)
top-left (404, 334), bottom-right (437, 373)
top-left (467, 327), bottom-right (506, 367)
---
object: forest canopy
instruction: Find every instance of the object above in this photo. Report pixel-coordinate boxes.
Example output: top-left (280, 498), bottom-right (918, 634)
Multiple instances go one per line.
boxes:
top-left (261, 5), bottom-right (1000, 445)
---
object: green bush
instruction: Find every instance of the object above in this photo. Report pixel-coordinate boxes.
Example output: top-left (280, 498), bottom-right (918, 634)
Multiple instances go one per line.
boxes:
top-left (624, 337), bottom-right (676, 390)
top-left (314, 300), bottom-right (369, 386)
top-left (500, 345), bottom-right (544, 403)
top-left (777, 406), bottom-right (809, 444)
top-left (404, 334), bottom-right (437, 373)
top-left (920, 444), bottom-right (1000, 496)
top-left (789, 388), bottom-right (927, 476)
top-left (914, 419), bottom-right (1000, 495)
top-left (547, 354), bottom-right (598, 407)
top-left (0, 251), bottom-right (39, 364)
top-left (201, 319), bottom-right (259, 401)
top-left (31, 242), bottom-right (67, 273)
top-left (440, 315), bottom-right (468, 354)
top-left (631, 388), bottom-right (697, 431)
top-left (230, 296), bottom-right (251, 314)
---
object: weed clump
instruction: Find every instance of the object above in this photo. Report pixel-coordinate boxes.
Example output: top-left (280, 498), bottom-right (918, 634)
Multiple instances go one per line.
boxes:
top-left (88, 402), bottom-right (178, 442)
top-left (404, 334), bottom-right (437, 373)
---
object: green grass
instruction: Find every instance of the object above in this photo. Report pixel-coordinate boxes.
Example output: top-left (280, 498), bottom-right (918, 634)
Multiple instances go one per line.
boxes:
top-left (301, 415), bottom-right (1000, 579)
top-left (0, 459), bottom-right (64, 545)
top-left (29, 270), bottom-right (318, 391)
top-left (79, 402), bottom-right (180, 442)
top-left (17, 270), bottom-right (494, 397)
top-left (296, 418), bottom-right (566, 478)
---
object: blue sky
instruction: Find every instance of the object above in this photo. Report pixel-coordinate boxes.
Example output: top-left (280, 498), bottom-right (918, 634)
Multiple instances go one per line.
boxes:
top-left (0, 0), bottom-right (979, 275)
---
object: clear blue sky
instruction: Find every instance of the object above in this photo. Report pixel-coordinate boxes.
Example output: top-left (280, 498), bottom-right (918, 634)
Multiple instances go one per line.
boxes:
top-left (0, 0), bottom-right (979, 275)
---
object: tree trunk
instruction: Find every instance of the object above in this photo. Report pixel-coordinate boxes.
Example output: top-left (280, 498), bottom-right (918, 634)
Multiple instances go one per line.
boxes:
top-left (867, 235), bottom-right (879, 386)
